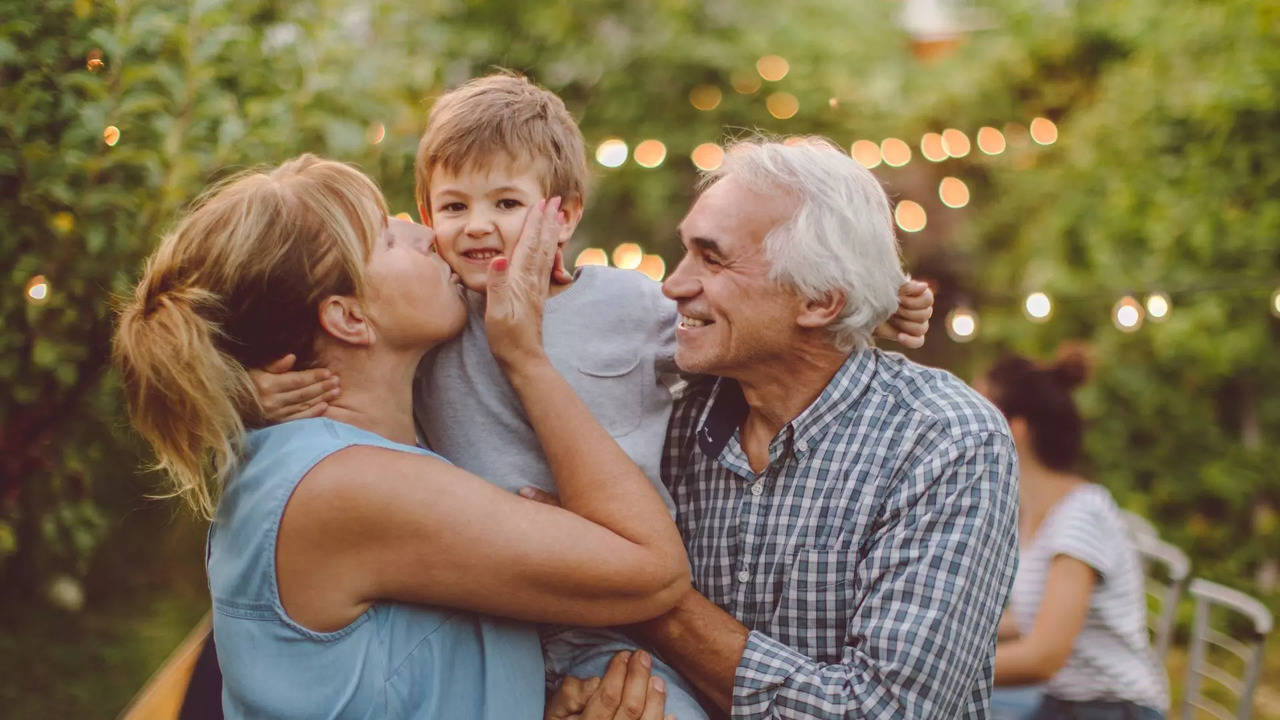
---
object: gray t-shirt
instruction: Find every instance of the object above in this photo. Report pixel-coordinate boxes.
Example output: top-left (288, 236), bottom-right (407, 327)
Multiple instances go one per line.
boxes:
top-left (413, 265), bottom-right (678, 514)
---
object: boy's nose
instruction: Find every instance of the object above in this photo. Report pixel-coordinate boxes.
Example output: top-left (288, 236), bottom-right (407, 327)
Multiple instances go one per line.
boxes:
top-left (465, 212), bottom-right (495, 237)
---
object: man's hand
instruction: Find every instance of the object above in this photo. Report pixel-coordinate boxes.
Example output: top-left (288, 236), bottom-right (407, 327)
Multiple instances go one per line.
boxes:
top-left (875, 280), bottom-right (934, 349)
top-left (248, 353), bottom-right (340, 424)
top-left (546, 651), bottom-right (674, 720)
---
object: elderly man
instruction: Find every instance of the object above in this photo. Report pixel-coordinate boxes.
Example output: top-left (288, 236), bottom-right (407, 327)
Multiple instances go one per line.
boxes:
top-left (635, 138), bottom-right (1019, 719)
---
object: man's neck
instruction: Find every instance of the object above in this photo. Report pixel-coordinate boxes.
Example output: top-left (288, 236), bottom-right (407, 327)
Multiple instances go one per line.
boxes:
top-left (321, 348), bottom-right (421, 447)
top-left (735, 343), bottom-right (851, 473)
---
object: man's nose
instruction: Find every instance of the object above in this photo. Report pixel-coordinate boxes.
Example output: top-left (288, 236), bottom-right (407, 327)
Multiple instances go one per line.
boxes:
top-left (662, 255), bottom-right (699, 300)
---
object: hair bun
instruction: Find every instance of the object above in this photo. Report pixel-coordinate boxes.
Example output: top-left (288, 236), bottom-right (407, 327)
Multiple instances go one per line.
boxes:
top-left (1051, 343), bottom-right (1091, 389)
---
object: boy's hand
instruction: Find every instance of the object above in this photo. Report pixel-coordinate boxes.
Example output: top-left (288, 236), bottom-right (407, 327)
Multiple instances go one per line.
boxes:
top-left (249, 353), bottom-right (340, 424)
top-left (875, 280), bottom-right (933, 349)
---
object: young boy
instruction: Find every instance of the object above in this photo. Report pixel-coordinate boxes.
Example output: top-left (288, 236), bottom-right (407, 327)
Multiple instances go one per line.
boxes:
top-left (257, 72), bottom-right (932, 718)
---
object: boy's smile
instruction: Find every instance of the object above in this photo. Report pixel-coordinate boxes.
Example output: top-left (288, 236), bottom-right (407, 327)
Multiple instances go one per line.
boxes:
top-left (423, 157), bottom-right (578, 293)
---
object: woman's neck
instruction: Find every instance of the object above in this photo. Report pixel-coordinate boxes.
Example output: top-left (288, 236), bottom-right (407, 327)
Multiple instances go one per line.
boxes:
top-left (320, 348), bottom-right (422, 447)
top-left (1018, 455), bottom-right (1085, 541)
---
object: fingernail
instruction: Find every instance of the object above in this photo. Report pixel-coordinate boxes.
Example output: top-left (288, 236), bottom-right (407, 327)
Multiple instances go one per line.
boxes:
top-left (491, 257), bottom-right (508, 272)
top-left (618, 651), bottom-right (632, 664)
top-left (637, 650), bottom-right (651, 668)
top-left (518, 487), bottom-right (537, 498)
top-left (651, 676), bottom-right (665, 692)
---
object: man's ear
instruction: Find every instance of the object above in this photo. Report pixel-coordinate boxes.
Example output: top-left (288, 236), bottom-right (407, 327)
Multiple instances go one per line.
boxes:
top-left (318, 295), bottom-right (373, 347)
top-left (557, 196), bottom-right (585, 245)
top-left (796, 290), bottom-right (846, 330)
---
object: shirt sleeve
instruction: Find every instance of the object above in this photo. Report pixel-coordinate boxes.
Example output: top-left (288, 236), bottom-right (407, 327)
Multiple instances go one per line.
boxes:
top-left (1041, 488), bottom-right (1119, 581)
top-left (732, 430), bottom-right (1020, 719)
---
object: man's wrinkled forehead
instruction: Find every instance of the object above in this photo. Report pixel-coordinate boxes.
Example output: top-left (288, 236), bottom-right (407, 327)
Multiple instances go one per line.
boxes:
top-left (679, 174), bottom-right (794, 248)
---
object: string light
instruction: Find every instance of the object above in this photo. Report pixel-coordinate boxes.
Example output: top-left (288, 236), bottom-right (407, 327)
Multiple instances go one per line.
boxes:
top-left (1113, 295), bottom-right (1144, 332)
top-left (730, 69), bottom-right (761, 94)
top-left (756, 55), bottom-right (790, 82)
top-left (880, 138), bottom-right (911, 167)
top-left (851, 140), bottom-right (882, 169)
top-left (766, 92), bottom-right (799, 119)
top-left (691, 143), bottom-right (724, 171)
top-left (1030, 117), bottom-right (1058, 145)
top-left (920, 132), bottom-right (947, 162)
top-left (575, 248), bottom-right (608, 267)
top-left (977, 126), bottom-right (1006, 155)
top-left (86, 49), bottom-right (104, 72)
top-left (366, 122), bottom-right (386, 145)
top-left (637, 254), bottom-right (666, 282)
top-left (1024, 292), bottom-right (1052, 322)
top-left (103, 126), bottom-right (120, 146)
top-left (612, 243), bottom-right (643, 270)
top-left (689, 85), bottom-right (722, 111)
top-left (633, 139), bottom-right (667, 168)
top-left (1271, 288), bottom-right (1280, 318)
top-left (939, 177), bottom-right (970, 208)
top-left (595, 139), bottom-right (628, 168)
top-left (894, 201), bottom-right (927, 233)
top-left (941, 128), bottom-right (970, 158)
top-left (25, 275), bottom-right (50, 305)
top-left (946, 306), bottom-right (978, 342)
top-left (1145, 292), bottom-right (1170, 321)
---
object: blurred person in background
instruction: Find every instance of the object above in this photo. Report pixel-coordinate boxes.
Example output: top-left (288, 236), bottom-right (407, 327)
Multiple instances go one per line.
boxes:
top-left (981, 349), bottom-right (1169, 720)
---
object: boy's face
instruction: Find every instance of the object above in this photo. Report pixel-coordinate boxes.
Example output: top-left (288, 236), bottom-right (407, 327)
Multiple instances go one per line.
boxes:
top-left (423, 157), bottom-right (578, 293)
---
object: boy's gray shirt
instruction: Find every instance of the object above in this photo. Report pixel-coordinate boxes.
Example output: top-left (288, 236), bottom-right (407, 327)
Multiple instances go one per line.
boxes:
top-left (413, 265), bottom-right (678, 514)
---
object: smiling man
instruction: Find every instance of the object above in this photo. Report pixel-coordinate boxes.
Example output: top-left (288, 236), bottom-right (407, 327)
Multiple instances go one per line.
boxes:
top-left (636, 138), bottom-right (1020, 719)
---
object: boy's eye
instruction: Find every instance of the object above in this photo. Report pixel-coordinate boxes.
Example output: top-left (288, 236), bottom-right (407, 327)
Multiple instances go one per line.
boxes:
top-left (497, 199), bottom-right (523, 210)
top-left (440, 202), bottom-right (466, 213)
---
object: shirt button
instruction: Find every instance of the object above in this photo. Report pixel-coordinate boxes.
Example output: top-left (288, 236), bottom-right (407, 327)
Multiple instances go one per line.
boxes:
top-left (737, 569), bottom-right (750, 583)
top-left (796, 441), bottom-right (808, 453)
top-left (750, 482), bottom-right (764, 496)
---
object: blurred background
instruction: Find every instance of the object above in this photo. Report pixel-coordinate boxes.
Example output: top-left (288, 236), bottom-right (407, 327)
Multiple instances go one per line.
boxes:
top-left (1, 0), bottom-right (1277, 716)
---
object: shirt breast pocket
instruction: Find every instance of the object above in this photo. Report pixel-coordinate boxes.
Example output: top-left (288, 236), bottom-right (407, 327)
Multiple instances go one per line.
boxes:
top-left (769, 547), bottom-right (856, 663)
top-left (573, 347), bottom-right (645, 438)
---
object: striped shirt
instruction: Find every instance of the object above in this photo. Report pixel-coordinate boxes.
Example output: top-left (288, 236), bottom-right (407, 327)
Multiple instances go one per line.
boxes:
top-left (1008, 484), bottom-right (1169, 710)
top-left (663, 349), bottom-right (1020, 719)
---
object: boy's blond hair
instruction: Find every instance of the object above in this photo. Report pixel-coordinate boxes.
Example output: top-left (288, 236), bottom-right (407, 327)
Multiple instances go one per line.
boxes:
top-left (415, 72), bottom-right (587, 218)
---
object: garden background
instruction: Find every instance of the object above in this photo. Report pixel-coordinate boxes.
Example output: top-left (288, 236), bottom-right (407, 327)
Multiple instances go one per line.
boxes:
top-left (1, 0), bottom-right (1277, 716)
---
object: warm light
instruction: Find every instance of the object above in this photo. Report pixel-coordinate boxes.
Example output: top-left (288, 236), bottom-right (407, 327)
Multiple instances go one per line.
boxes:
top-left (946, 307), bottom-right (978, 342)
top-left (1272, 288), bottom-right (1280, 318)
top-left (1113, 296), bottom-right (1144, 332)
top-left (756, 55), bottom-right (790, 81)
top-left (1145, 292), bottom-right (1170, 321)
top-left (86, 49), bottom-right (104, 72)
top-left (1024, 292), bottom-right (1052, 321)
top-left (894, 201), bottom-right (927, 233)
top-left (828, 97), bottom-right (838, 109)
top-left (920, 132), bottom-right (947, 162)
top-left (977, 126), bottom-right (1006, 155)
top-left (689, 85), bottom-right (722, 111)
top-left (941, 128), bottom-right (970, 158)
top-left (103, 125), bottom-right (120, 146)
top-left (633, 139), bottom-right (667, 168)
top-left (367, 122), bottom-right (386, 145)
top-left (50, 212), bottom-right (74, 234)
top-left (938, 177), bottom-right (970, 208)
top-left (25, 275), bottom-right (49, 305)
top-left (393, 212), bottom-right (413, 222)
top-left (850, 140), bottom-right (882, 169)
top-left (1030, 117), bottom-right (1058, 145)
top-left (730, 69), bottom-right (761, 94)
top-left (880, 138), bottom-right (911, 167)
top-left (612, 243), bottom-right (644, 270)
top-left (637, 254), bottom-right (666, 281)
top-left (766, 92), bottom-right (798, 120)
top-left (691, 143), bottom-right (725, 171)
top-left (575, 248), bottom-right (608, 267)
top-left (595, 139), bottom-right (628, 168)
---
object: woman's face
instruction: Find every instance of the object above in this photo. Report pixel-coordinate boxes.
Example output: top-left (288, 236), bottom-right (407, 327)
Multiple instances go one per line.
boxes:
top-left (361, 217), bottom-right (467, 352)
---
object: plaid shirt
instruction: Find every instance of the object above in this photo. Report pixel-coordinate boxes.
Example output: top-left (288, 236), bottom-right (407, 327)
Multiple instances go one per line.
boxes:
top-left (663, 349), bottom-right (1019, 719)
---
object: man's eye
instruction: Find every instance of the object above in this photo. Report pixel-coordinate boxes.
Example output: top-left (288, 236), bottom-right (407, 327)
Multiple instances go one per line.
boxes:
top-left (497, 199), bottom-right (523, 210)
top-left (704, 254), bottom-right (722, 267)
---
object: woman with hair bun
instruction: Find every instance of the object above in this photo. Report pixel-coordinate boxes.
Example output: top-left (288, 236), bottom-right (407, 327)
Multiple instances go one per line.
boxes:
top-left (981, 349), bottom-right (1168, 720)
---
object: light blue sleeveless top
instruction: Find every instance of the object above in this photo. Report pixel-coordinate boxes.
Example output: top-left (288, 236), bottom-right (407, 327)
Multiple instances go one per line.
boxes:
top-left (207, 417), bottom-right (545, 719)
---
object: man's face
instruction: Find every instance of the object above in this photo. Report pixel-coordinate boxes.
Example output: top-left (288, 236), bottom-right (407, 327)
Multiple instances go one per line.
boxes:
top-left (662, 175), bottom-right (802, 377)
top-left (423, 157), bottom-right (551, 293)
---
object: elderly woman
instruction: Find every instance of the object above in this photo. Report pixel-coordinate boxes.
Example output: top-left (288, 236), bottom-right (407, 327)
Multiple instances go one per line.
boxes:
top-left (113, 155), bottom-right (689, 719)
top-left (981, 351), bottom-right (1168, 720)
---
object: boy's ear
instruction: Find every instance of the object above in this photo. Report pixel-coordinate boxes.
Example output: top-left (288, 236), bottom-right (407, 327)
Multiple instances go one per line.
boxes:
top-left (557, 196), bottom-right (585, 245)
top-left (796, 290), bottom-right (846, 330)
top-left (318, 295), bottom-right (374, 347)
top-left (417, 201), bottom-right (432, 228)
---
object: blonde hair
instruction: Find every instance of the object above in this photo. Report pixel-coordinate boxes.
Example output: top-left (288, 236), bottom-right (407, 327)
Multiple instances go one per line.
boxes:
top-left (415, 71), bottom-right (587, 218)
top-left (113, 155), bottom-right (387, 518)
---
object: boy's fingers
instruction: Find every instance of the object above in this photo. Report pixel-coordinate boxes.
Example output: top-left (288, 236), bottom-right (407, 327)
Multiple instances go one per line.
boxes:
top-left (898, 287), bottom-right (934, 311)
top-left (269, 377), bottom-right (338, 410)
top-left (890, 318), bottom-right (928, 338)
top-left (896, 332), bottom-right (926, 349)
top-left (281, 401), bottom-right (328, 422)
top-left (263, 353), bottom-right (297, 373)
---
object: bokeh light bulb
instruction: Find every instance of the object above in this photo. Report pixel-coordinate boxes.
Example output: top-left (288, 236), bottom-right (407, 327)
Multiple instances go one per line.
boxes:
top-left (1145, 292), bottom-right (1170, 321)
top-left (637, 255), bottom-right (666, 282)
top-left (1030, 117), bottom-right (1058, 145)
top-left (976, 126), bottom-right (1006, 155)
top-left (691, 143), bottom-right (724, 171)
top-left (851, 140), bottom-right (882, 169)
top-left (1023, 292), bottom-right (1052, 322)
top-left (595, 139), bottom-right (628, 168)
top-left (25, 275), bottom-right (50, 305)
top-left (633, 139), bottom-right (667, 168)
top-left (103, 125), bottom-right (120, 146)
top-left (946, 307), bottom-right (978, 343)
top-left (1271, 288), bottom-right (1280, 318)
top-left (941, 128), bottom-right (970, 158)
top-left (894, 201), bottom-right (927, 233)
top-left (938, 177), bottom-right (970, 208)
top-left (920, 132), bottom-right (947, 162)
top-left (612, 243), bottom-right (643, 270)
top-left (689, 85), bottom-right (722, 111)
top-left (756, 55), bottom-right (790, 81)
top-left (766, 92), bottom-right (799, 120)
top-left (880, 138), bottom-right (911, 167)
top-left (1113, 296), bottom-right (1144, 332)
top-left (575, 248), bottom-right (608, 267)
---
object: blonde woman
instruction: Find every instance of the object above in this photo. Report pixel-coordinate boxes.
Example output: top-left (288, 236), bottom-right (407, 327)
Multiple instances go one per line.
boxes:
top-left (113, 155), bottom-right (688, 720)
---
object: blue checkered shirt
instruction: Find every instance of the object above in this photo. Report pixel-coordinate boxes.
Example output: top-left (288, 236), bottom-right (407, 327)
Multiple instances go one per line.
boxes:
top-left (663, 349), bottom-right (1019, 719)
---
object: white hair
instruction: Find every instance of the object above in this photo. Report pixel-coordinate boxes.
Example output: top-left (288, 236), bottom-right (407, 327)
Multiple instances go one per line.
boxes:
top-left (701, 136), bottom-right (906, 352)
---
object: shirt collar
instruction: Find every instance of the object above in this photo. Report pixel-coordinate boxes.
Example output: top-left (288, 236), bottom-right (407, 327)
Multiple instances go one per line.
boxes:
top-left (695, 348), bottom-right (879, 461)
